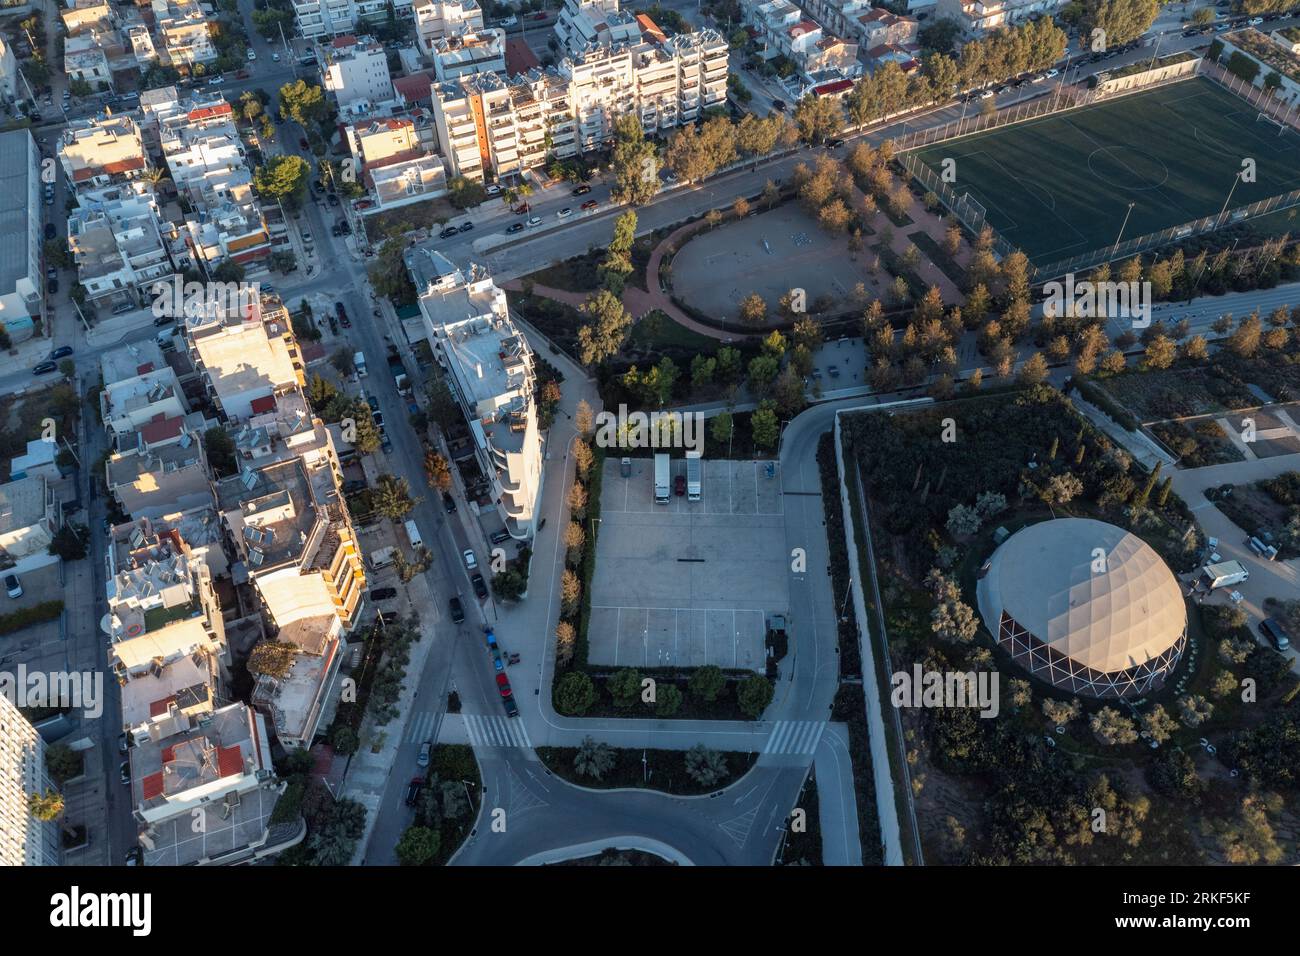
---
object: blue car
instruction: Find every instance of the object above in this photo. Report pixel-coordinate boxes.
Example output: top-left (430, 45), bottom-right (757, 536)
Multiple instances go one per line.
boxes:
top-left (49, 346), bottom-right (73, 360)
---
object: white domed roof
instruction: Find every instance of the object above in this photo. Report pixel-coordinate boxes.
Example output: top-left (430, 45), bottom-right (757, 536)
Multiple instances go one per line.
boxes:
top-left (978, 517), bottom-right (1186, 674)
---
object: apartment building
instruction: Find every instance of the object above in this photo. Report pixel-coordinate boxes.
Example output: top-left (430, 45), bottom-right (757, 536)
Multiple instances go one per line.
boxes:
top-left (432, 28), bottom-right (506, 81)
top-left (851, 6), bottom-right (919, 49)
top-left (100, 340), bottom-right (189, 436)
top-left (64, 33), bottom-right (115, 89)
top-left (745, 0), bottom-right (860, 89)
top-left (62, 1), bottom-right (116, 37)
top-left (0, 130), bottom-right (42, 344)
top-left (126, 23), bottom-right (158, 67)
top-left (292, 0), bottom-right (414, 41)
top-left (406, 249), bottom-right (541, 538)
top-left (555, 0), bottom-right (641, 55)
top-left (0, 36), bottom-right (17, 103)
top-left (320, 34), bottom-right (395, 111)
top-left (414, 0), bottom-right (485, 56)
top-left (127, 700), bottom-right (286, 865)
top-left (67, 182), bottom-right (176, 312)
top-left (798, 0), bottom-right (869, 39)
top-left (1219, 28), bottom-right (1300, 106)
top-left (155, 92), bottom-right (273, 270)
top-left (250, 610), bottom-right (344, 750)
top-left (105, 517), bottom-right (230, 715)
top-left (187, 301), bottom-right (304, 424)
top-left (58, 113), bottom-right (149, 191)
top-left (107, 432), bottom-right (213, 520)
top-left (214, 455), bottom-right (367, 632)
top-left (157, 5), bottom-right (219, 69)
top-left (0, 475), bottom-right (60, 576)
top-left (0, 694), bottom-right (60, 866)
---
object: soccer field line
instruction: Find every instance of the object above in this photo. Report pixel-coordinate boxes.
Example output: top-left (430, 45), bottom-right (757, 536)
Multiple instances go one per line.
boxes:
top-left (980, 148), bottom-right (1095, 261)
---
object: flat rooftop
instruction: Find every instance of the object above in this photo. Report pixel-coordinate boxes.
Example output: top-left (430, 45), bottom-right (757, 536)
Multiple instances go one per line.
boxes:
top-left (0, 131), bottom-right (34, 294)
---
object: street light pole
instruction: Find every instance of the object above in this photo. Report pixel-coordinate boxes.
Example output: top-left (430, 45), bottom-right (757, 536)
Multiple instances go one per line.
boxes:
top-left (1110, 201), bottom-right (1135, 256)
top-left (1216, 170), bottom-right (1243, 228)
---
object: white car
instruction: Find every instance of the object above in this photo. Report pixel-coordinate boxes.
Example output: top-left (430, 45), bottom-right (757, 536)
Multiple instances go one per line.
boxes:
top-left (272, 52), bottom-right (280, 61)
top-left (527, 215), bottom-right (542, 226)
top-left (1247, 16), bottom-right (1263, 24)
top-left (485, 184), bottom-right (501, 196)
top-left (462, 549), bottom-right (478, 571)
top-left (557, 207), bottom-right (573, 219)
top-left (247, 49), bottom-right (256, 61)
top-left (208, 75), bottom-right (223, 86)
top-left (978, 88), bottom-right (995, 99)
top-left (498, 15), bottom-right (517, 26)
top-left (1044, 68), bottom-right (1059, 79)
top-left (4, 574), bottom-right (21, 599)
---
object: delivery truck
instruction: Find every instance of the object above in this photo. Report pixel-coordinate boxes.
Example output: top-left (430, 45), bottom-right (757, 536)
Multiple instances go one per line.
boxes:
top-left (686, 450), bottom-right (702, 501)
top-left (354, 351), bottom-right (368, 378)
top-left (1201, 560), bottom-right (1249, 591)
top-left (654, 453), bottom-right (670, 504)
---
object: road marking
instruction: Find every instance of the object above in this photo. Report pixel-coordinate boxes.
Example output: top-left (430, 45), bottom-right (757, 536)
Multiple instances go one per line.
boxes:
top-left (463, 713), bottom-right (532, 749)
top-left (404, 711), bottom-right (436, 744)
top-left (763, 720), bottom-right (827, 755)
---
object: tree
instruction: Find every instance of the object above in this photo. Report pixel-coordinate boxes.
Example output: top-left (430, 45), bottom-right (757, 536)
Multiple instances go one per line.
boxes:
top-left (254, 154), bottom-right (310, 207)
top-left (1141, 704), bottom-right (1178, 744)
top-left (684, 745), bottom-right (728, 787)
top-left (426, 376), bottom-right (462, 431)
top-left (739, 292), bottom-right (767, 326)
top-left (577, 289), bottom-right (633, 365)
top-left (563, 521), bottom-right (585, 565)
top-left (1090, 706), bottom-right (1138, 745)
top-left (574, 736), bottom-right (616, 779)
top-left (608, 668), bottom-right (643, 709)
top-left (688, 664), bottom-right (727, 703)
top-left (555, 621), bottom-right (576, 667)
top-left (28, 790), bottom-right (63, 822)
top-left (656, 683), bottom-right (683, 717)
top-left (572, 439), bottom-right (594, 478)
top-left (1042, 698), bottom-right (1082, 726)
top-left (751, 401), bottom-right (780, 450)
top-left (424, 450), bottom-right (451, 491)
top-left (931, 596), bottom-right (979, 643)
top-left (611, 113), bottom-right (658, 205)
top-left (567, 481), bottom-right (588, 520)
top-left (747, 354), bottom-right (780, 393)
top-left (374, 474), bottom-right (418, 521)
top-left (691, 354), bottom-right (717, 389)
top-left (792, 95), bottom-right (843, 144)
top-left (279, 78), bottom-right (327, 127)
top-left (1017, 351), bottom-right (1049, 386)
top-left (1039, 472), bottom-right (1084, 506)
top-left (1227, 313), bottom-right (1262, 358)
top-left (1177, 694), bottom-right (1214, 728)
top-left (736, 675), bottom-right (774, 719)
top-left (1143, 333), bottom-right (1176, 370)
top-left (946, 504), bottom-right (982, 537)
top-left (710, 411), bottom-right (734, 447)
top-left (560, 568), bottom-right (581, 614)
top-left (204, 426), bottom-right (236, 476)
top-left (575, 399), bottom-right (595, 437)
top-left (395, 826), bottom-right (440, 865)
top-left (555, 671), bottom-right (597, 715)
top-left (601, 210), bottom-right (638, 286)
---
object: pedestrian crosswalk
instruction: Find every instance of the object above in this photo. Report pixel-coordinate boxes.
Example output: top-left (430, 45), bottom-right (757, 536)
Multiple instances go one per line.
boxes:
top-left (762, 720), bottom-right (826, 755)
top-left (463, 713), bottom-right (532, 750)
top-left (404, 711), bottom-right (533, 750)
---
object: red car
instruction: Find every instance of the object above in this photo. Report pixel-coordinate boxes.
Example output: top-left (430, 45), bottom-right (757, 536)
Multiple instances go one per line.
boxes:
top-left (495, 673), bottom-right (512, 697)
top-left (674, 475), bottom-right (686, 496)
top-left (580, 200), bottom-right (598, 210)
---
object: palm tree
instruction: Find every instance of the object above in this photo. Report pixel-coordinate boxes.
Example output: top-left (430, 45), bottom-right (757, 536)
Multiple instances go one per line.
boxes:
top-left (573, 736), bottom-right (615, 780)
top-left (684, 745), bottom-right (727, 787)
top-left (374, 474), bottom-right (418, 521)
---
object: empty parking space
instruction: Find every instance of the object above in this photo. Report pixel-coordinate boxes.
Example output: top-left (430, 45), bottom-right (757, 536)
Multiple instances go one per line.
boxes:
top-left (589, 457), bottom-right (788, 671)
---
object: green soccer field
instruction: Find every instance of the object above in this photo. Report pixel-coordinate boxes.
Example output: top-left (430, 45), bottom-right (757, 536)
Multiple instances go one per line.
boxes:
top-left (910, 77), bottom-right (1300, 267)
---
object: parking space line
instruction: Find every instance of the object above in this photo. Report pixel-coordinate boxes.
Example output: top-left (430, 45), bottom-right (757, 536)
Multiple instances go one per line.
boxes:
top-left (614, 606), bottom-right (621, 666)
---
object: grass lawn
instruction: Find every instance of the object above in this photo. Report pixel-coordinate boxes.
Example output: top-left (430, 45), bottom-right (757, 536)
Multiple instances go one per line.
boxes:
top-left (537, 745), bottom-right (756, 795)
top-left (910, 77), bottom-right (1300, 266)
top-left (363, 196), bottom-right (461, 239)
top-left (628, 309), bottom-right (720, 352)
top-left (1099, 365), bottom-right (1257, 421)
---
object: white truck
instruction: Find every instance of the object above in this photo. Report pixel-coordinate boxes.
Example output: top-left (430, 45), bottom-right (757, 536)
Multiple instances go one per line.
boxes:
top-left (1202, 560), bottom-right (1249, 591)
top-left (686, 450), bottom-right (702, 501)
top-left (368, 547), bottom-right (397, 570)
top-left (654, 453), bottom-right (670, 504)
top-left (404, 519), bottom-right (423, 551)
top-left (355, 351), bottom-right (368, 378)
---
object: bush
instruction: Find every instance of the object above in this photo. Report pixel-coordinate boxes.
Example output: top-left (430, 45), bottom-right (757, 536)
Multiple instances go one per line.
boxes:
top-left (554, 672), bottom-right (597, 715)
top-left (0, 601), bottom-right (62, 636)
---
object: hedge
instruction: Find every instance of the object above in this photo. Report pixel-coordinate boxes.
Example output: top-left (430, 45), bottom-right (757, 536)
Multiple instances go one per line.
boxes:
top-left (0, 601), bottom-right (63, 636)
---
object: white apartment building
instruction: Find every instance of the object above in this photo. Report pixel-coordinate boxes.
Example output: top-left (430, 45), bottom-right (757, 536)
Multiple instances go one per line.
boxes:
top-left (58, 113), bottom-right (149, 190)
top-left (0, 36), bottom-right (18, 104)
top-left (157, 5), bottom-right (219, 69)
top-left (414, 0), bottom-right (485, 56)
top-left (0, 694), bottom-right (60, 866)
top-left (0, 130), bottom-right (42, 344)
top-left (67, 182), bottom-right (176, 312)
top-left (292, 0), bottom-right (414, 41)
top-left (99, 360), bottom-right (187, 438)
top-left (64, 33), bottom-right (114, 89)
top-left (0, 475), bottom-right (60, 576)
top-left (555, 0), bottom-right (641, 55)
top-left (406, 249), bottom-right (541, 539)
top-left (320, 34), bottom-right (395, 111)
top-left (154, 93), bottom-right (272, 270)
top-left (187, 303), bottom-right (304, 424)
top-left (432, 27), bottom-right (506, 81)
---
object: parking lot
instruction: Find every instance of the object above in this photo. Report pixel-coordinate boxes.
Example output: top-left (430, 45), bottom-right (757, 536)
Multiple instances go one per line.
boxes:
top-left (588, 456), bottom-right (788, 671)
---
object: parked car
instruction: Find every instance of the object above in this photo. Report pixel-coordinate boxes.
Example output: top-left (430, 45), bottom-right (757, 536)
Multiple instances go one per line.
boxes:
top-left (557, 207), bottom-right (572, 219)
top-left (125, 846), bottom-right (143, 866)
top-left (471, 572), bottom-right (488, 599)
top-left (443, 491), bottom-right (456, 513)
top-left (4, 574), bottom-right (21, 598)
top-left (572, 184), bottom-right (592, 195)
top-left (46, 267), bottom-right (57, 282)
top-left (439, 227), bottom-right (458, 239)
top-left (369, 586), bottom-right (397, 601)
top-left (448, 596), bottom-right (465, 624)
top-left (674, 474), bottom-right (686, 496)
top-left (495, 673), bottom-right (513, 698)
top-left (48, 346), bottom-right (73, 360)
top-left (1259, 618), bottom-right (1291, 652)
top-left (118, 732), bottom-right (130, 754)
top-left (506, 222), bottom-right (524, 234)
top-left (772, 99), bottom-right (787, 111)
top-left (44, 223), bottom-right (56, 240)
top-left (485, 184), bottom-right (501, 196)
top-left (247, 49), bottom-right (256, 60)
top-left (458, 221), bottom-right (474, 233)
top-left (489, 529), bottom-right (511, 545)
top-left (32, 362), bottom-right (58, 375)
top-left (119, 761), bottom-right (131, 785)
top-left (404, 777), bottom-right (424, 806)
top-left (527, 215), bottom-right (542, 226)
top-left (580, 199), bottom-right (598, 210)
top-left (462, 549), bottom-right (478, 570)
top-left (208, 75), bottom-right (224, 86)
top-left (1247, 16), bottom-right (1263, 24)
top-left (272, 51), bottom-right (280, 61)
top-left (417, 741), bottom-right (431, 768)
top-left (513, 202), bottom-right (531, 215)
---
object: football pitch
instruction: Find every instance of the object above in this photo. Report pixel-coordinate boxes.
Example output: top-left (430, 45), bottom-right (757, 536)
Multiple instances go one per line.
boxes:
top-left (910, 77), bottom-right (1300, 267)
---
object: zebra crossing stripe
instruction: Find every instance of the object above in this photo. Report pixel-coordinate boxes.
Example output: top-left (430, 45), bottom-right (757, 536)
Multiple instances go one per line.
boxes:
top-left (764, 721), bottom-right (827, 754)
top-left (462, 714), bottom-right (531, 749)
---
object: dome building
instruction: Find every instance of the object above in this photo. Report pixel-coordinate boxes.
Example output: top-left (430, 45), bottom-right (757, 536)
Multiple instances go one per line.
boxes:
top-left (976, 517), bottom-right (1187, 699)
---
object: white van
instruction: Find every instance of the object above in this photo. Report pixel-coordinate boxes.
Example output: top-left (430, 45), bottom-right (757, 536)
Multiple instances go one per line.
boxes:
top-left (368, 547), bottom-right (396, 570)
top-left (404, 519), bottom-right (423, 551)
